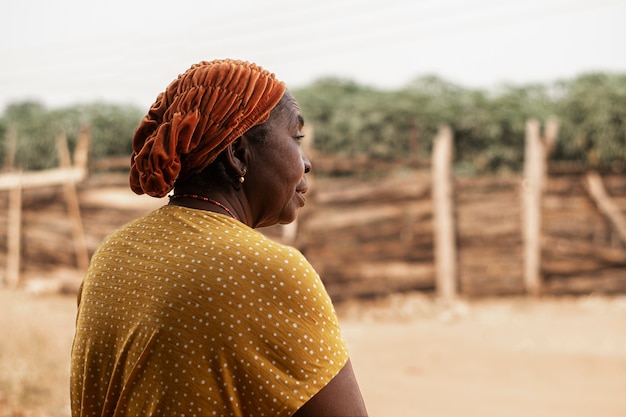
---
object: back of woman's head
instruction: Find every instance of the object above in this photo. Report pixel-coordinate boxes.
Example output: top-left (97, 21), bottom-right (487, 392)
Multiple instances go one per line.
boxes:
top-left (129, 59), bottom-right (286, 198)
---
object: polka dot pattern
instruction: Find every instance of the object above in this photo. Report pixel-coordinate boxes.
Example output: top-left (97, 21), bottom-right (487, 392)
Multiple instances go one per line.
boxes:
top-left (70, 205), bottom-right (348, 417)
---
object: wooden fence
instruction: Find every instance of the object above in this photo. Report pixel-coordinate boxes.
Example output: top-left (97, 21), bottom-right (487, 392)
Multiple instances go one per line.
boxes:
top-left (1, 121), bottom-right (625, 300)
top-left (0, 126), bottom-right (90, 288)
top-left (288, 120), bottom-right (626, 301)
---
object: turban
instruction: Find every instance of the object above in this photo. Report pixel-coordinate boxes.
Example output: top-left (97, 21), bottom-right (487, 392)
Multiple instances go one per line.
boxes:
top-left (129, 59), bottom-right (286, 197)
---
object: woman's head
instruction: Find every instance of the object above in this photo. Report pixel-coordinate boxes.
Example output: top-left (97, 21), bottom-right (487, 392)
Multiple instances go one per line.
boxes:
top-left (175, 90), bottom-right (312, 227)
top-left (233, 91), bottom-right (312, 226)
top-left (130, 59), bottom-right (286, 197)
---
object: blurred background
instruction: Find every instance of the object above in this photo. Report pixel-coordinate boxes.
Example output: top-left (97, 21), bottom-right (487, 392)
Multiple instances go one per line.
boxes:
top-left (3, 0), bottom-right (626, 109)
top-left (1, 1), bottom-right (625, 416)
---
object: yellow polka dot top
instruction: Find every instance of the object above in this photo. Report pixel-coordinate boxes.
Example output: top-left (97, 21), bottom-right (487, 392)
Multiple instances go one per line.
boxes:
top-left (70, 205), bottom-right (349, 417)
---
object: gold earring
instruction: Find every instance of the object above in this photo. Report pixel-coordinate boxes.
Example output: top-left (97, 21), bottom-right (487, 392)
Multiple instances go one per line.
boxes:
top-left (239, 169), bottom-right (246, 184)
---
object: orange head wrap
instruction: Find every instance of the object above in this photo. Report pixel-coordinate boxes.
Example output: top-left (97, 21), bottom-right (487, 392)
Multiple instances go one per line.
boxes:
top-left (129, 59), bottom-right (286, 197)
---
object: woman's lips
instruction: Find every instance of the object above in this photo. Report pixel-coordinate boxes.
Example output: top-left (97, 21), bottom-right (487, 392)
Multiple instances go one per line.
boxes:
top-left (296, 191), bottom-right (306, 207)
top-left (295, 184), bottom-right (308, 207)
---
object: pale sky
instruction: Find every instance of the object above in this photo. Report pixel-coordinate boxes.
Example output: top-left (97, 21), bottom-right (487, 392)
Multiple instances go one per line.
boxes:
top-left (2, 0), bottom-right (626, 112)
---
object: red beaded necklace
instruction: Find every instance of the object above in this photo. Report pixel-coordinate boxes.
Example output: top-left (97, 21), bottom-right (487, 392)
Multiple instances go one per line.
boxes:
top-left (169, 194), bottom-right (238, 220)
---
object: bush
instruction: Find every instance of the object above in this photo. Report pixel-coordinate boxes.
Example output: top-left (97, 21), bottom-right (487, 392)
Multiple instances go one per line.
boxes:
top-left (0, 101), bottom-right (143, 171)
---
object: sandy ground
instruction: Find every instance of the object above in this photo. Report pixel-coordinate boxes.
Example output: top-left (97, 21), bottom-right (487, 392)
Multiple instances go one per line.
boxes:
top-left (1, 289), bottom-right (625, 417)
top-left (339, 294), bottom-right (626, 417)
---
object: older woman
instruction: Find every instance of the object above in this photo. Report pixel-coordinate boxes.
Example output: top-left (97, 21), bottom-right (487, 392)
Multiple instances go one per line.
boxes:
top-left (70, 59), bottom-right (368, 417)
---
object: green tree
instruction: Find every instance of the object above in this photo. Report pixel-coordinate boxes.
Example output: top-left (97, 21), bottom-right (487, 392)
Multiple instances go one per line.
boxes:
top-left (555, 73), bottom-right (626, 170)
top-left (0, 101), bottom-right (143, 171)
top-left (61, 102), bottom-right (143, 160)
top-left (3, 71), bottom-right (624, 175)
top-left (457, 83), bottom-right (555, 174)
top-left (2, 101), bottom-right (59, 170)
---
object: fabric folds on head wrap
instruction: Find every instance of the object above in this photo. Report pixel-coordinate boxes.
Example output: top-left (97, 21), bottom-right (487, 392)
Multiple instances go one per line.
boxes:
top-left (129, 59), bottom-right (286, 197)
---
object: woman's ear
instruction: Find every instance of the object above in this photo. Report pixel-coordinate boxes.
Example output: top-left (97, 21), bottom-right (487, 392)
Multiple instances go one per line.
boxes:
top-left (224, 136), bottom-right (248, 177)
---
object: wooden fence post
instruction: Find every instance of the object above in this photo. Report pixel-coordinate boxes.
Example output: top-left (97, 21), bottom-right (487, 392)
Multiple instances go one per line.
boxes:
top-left (432, 125), bottom-right (457, 302)
top-left (4, 124), bottom-right (21, 287)
top-left (584, 171), bottom-right (626, 244)
top-left (6, 175), bottom-right (22, 288)
top-left (57, 130), bottom-right (90, 272)
top-left (522, 119), bottom-right (545, 296)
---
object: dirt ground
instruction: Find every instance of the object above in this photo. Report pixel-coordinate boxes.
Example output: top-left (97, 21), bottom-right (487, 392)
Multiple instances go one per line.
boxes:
top-left (1, 289), bottom-right (625, 417)
top-left (338, 294), bottom-right (626, 417)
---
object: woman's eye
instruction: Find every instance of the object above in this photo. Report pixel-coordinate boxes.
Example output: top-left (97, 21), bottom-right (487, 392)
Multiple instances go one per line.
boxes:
top-left (295, 134), bottom-right (305, 143)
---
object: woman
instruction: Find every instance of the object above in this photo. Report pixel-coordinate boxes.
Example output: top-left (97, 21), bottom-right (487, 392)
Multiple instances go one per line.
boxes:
top-left (70, 59), bottom-right (368, 417)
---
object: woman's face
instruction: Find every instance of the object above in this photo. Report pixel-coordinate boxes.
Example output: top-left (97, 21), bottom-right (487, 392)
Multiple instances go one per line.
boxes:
top-left (244, 93), bottom-right (312, 228)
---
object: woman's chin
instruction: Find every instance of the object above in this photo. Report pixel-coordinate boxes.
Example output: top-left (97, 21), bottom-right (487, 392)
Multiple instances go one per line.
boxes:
top-left (278, 205), bottom-right (300, 225)
top-left (278, 213), bottom-right (298, 225)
